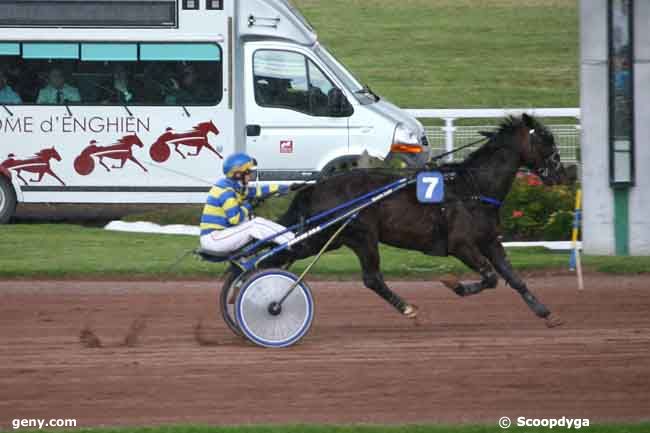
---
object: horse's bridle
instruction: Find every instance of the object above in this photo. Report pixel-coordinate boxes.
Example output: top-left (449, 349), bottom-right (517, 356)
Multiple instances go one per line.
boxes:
top-left (528, 129), bottom-right (562, 180)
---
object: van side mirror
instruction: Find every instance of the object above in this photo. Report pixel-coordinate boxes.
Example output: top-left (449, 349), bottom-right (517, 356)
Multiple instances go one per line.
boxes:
top-left (328, 88), bottom-right (353, 117)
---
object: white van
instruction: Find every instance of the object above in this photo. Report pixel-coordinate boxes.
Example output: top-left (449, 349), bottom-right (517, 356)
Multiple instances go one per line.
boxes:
top-left (0, 0), bottom-right (429, 223)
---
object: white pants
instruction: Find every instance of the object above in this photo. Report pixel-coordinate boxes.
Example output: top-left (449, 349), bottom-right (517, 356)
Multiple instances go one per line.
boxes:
top-left (200, 217), bottom-right (295, 255)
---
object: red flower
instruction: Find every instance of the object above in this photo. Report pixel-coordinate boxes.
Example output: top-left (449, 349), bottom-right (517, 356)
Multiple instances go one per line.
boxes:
top-left (512, 210), bottom-right (524, 218)
top-left (526, 174), bottom-right (542, 186)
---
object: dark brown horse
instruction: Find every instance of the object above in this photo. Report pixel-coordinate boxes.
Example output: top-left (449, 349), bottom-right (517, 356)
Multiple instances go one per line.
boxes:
top-left (263, 114), bottom-right (566, 327)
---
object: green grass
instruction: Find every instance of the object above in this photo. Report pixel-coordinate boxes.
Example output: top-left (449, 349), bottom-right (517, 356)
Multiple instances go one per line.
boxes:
top-left (6, 424), bottom-right (650, 433)
top-left (1, 224), bottom-right (648, 279)
top-left (293, 0), bottom-right (578, 108)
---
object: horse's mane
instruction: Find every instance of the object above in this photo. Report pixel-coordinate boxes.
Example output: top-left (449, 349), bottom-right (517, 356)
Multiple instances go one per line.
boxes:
top-left (194, 121), bottom-right (212, 130)
top-left (455, 115), bottom-right (550, 169)
top-left (459, 116), bottom-right (520, 166)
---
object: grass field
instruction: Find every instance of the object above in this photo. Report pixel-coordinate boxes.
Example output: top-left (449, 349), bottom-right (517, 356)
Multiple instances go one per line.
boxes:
top-left (1, 224), bottom-right (648, 279)
top-left (293, 0), bottom-right (578, 108)
top-left (9, 424), bottom-right (650, 433)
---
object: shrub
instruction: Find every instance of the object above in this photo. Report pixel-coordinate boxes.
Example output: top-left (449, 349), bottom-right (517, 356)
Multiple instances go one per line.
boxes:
top-left (500, 173), bottom-right (576, 241)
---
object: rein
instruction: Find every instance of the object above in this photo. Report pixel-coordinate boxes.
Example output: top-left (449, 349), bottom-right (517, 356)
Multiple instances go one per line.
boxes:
top-left (426, 136), bottom-right (488, 166)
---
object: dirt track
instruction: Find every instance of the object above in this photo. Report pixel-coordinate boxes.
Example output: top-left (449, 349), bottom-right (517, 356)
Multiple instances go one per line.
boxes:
top-left (1, 274), bottom-right (649, 428)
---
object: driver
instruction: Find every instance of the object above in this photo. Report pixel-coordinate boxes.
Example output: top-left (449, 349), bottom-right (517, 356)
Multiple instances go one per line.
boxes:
top-left (200, 152), bottom-right (295, 255)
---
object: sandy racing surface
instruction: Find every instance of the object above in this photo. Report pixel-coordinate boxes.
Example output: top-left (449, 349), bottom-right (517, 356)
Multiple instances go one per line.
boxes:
top-left (1, 274), bottom-right (649, 428)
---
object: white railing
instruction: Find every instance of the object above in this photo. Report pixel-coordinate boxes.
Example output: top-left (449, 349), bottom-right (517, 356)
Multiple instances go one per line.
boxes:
top-left (405, 108), bottom-right (581, 164)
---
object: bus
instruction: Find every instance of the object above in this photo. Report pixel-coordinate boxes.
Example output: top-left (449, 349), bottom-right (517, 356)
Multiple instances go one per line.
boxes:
top-left (0, 0), bottom-right (429, 223)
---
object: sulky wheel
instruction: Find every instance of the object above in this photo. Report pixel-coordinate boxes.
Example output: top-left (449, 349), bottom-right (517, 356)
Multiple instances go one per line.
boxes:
top-left (235, 269), bottom-right (314, 348)
top-left (149, 141), bottom-right (171, 163)
top-left (219, 266), bottom-right (249, 338)
top-left (74, 154), bottom-right (95, 176)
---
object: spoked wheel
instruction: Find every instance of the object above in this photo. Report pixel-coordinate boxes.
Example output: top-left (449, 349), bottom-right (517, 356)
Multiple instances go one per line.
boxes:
top-left (219, 267), bottom-right (249, 338)
top-left (235, 269), bottom-right (314, 348)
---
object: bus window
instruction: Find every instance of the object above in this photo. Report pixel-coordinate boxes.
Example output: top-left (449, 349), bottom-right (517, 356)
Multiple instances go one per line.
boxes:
top-left (0, 43), bottom-right (24, 104)
top-left (140, 43), bottom-right (222, 106)
top-left (0, 42), bottom-right (223, 106)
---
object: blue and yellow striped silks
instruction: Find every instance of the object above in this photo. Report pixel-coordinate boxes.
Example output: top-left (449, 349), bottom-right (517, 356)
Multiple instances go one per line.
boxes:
top-left (200, 178), bottom-right (289, 236)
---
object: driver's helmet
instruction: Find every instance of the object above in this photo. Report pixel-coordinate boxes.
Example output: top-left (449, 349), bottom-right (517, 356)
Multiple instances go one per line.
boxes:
top-left (223, 152), bottom-right (257, 179)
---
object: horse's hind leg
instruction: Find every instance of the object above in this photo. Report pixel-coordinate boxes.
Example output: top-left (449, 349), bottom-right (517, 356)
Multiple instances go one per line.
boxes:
top-left (444, 242), bottom-right (498, 297)
top-left (174, 144), bottom-right (186, 159)
top-left (16, 171), bottom-right (28, 185)
top-left (99, 157), bottom-right (111, 172)
top-left (346, 231), bottom-right (417, 318)
top-left (30, 171), bottom-right (45, 182)
top-left (482, 240), bottom-right (563, 327)
top-left (112, 158), bottom-right (127, 169)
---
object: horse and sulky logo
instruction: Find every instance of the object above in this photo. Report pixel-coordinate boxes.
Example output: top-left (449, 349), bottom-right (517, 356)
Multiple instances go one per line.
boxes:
top-left (74, 134), bottom-right (147, 176)
top-left (149, 121), bottom-right (222, 163)
top-left (0, 120), bottom-right (222, 185)
top-left (0, 147), bottom-right (65, 186)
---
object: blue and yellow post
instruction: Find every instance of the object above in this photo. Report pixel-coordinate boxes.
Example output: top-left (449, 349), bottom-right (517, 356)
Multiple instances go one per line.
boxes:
top-left (569, 189), bottom-right (584, 290)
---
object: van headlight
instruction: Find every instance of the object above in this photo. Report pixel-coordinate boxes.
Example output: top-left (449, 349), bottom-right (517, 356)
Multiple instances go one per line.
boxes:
top-left (391, 123), bottom-right (422, 154)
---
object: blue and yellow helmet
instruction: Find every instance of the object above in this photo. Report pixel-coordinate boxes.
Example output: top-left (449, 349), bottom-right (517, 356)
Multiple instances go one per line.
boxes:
top-left (223, 152), bottom-right (257, 178)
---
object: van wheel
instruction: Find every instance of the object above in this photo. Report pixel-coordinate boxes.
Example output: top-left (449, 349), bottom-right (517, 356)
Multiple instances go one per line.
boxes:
top-left (0, 176), bottom-right (17, 224)
top-left (321, 156), bottom-right (360, 177)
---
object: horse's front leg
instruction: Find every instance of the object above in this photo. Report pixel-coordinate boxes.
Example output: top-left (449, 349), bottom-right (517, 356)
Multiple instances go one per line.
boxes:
top-left (482, 240), bottom-right (563, 327)
top-left (202, 143), bottom-right (222, 158)
top-left (46, 169), bottom-right (65, 186)
top-left (442, 241), bottom-right (498, 296)
top-left (128, 156), bottom-right (148, 172)
top-left (346, 231), bottom-right (417, 319)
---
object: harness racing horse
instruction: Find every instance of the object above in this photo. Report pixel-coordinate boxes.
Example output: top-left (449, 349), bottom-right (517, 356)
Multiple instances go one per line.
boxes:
top-left (264, 114), bottom-right (567, 328)
top-left (0, 147), bottom-right (65, 186)
top-left (74, 135), bottom-right (147, 176)
top-left (149, 121), bottom-right (221, 163)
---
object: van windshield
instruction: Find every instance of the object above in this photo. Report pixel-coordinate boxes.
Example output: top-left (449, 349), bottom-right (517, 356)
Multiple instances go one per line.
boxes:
top-left (314, 44), bottom-right (376, 105)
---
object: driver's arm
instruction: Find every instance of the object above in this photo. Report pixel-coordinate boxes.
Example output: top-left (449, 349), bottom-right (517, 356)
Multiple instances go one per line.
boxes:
top-left (245, 184), bottom-right (289, 199)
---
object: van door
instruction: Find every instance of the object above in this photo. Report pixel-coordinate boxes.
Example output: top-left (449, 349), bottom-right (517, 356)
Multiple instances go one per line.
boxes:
top-left (244, 42), bottom-right (349, 180)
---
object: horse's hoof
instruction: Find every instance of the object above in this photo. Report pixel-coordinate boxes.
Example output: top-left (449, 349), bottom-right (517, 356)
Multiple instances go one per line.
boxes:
top-left (440, 274), bottom-right (460, 290)
top-left (545, 313), bottom-right (564, 328)
top-left (403, 304), bottom-right (419, 319)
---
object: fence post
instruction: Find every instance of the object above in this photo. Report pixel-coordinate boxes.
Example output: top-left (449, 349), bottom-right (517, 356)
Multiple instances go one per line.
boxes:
top-left (442, 117), bottom-right (456, 161)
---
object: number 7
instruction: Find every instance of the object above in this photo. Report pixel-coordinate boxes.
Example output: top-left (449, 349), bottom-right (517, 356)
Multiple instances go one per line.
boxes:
top-left (422, 176), bottom-right (439, 199)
